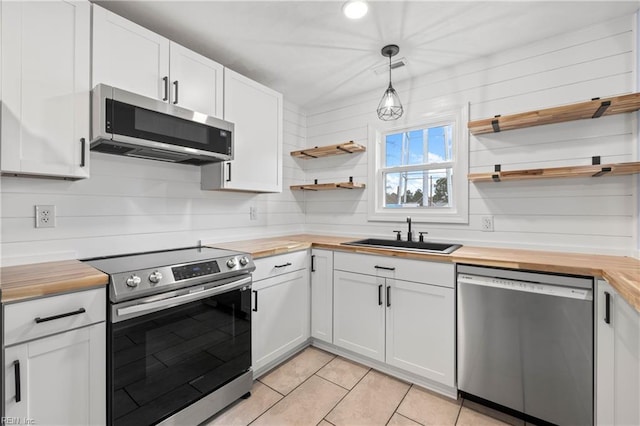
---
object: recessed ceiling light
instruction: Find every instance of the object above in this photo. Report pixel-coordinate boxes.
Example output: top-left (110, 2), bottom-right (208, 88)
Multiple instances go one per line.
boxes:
top-left (342, 0), bottom-right (368, 19)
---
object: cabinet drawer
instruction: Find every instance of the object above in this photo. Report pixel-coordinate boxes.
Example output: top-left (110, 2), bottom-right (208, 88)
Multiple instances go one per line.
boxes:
top-left (4, 287), bottom-right (106, 346)
top-left (252, 250), bottom-right (309, 282)
top-left (334, 251), bottom-right (454, 288)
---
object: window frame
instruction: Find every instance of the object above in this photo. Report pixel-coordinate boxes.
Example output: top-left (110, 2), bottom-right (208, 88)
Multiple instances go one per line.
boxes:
top-left (367, 105), bottom-right (469, 224)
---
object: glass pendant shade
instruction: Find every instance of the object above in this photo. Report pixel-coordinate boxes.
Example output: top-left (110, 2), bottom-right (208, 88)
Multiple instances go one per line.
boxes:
top-left (377, 83), bottom-right (403, 120)
top-left (377, 44), bottom-right (403, 121)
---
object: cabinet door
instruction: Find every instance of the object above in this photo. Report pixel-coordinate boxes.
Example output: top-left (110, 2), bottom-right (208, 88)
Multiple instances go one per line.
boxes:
top-left (252, 269), bottom-right (310, 373)
top-left (92, 4), bottom-right (169, 100)
top-left (311, 249), bottom-right (334, 343)
top-left (597, 280), bottom-right (615, 426)
top-left (5, 323), bottom-right (106, 425)
top-left (168, 42), bottom-right (223, 118)
top-left (1, 0), bottom-right (90, 179)
top-left (202, 68), bottom-right (283, 193)
top-left (386, 279), bottom-right (455, 386)
top-left (333, 270), bottom-right (385, 362)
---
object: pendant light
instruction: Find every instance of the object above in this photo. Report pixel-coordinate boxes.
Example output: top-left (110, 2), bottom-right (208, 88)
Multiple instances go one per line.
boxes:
top-left (377, 44), bottom-right (404, 121)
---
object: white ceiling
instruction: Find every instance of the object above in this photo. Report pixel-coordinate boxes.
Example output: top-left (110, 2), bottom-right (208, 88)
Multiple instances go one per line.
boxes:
top-left (95, 1), bottom-right (640, 111)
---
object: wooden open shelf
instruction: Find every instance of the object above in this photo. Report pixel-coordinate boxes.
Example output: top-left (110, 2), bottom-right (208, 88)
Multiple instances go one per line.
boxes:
top-left (468, 92), bottom-right (640, 135)
top-left (290, 181), bottom-right (366, 191)
top-left (290, 141), bottom-right (366, 159)
top-left (468, 161), bottom-right (640, 183)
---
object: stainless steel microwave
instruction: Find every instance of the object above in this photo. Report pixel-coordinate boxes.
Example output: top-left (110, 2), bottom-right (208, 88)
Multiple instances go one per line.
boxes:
top-left (91, 84), bottom-right (233, 165)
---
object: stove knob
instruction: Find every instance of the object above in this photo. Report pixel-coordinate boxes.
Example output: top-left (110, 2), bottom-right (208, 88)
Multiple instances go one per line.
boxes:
top-left (226, 258), bottom-right (237, 269)
top-left (126, 275), bottom-right (141, 288)
top-left (149, 270), bottom-right (163, 284)
top-left (239, 256), bottom-right (250, 266)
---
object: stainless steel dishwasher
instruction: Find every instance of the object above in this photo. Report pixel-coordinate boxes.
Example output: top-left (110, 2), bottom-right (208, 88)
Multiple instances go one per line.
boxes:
top-left (457, 264), bottom-right (593, 426)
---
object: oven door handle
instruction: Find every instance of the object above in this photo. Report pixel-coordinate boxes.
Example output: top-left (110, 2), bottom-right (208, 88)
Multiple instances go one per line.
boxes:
top-left (116, 276), bottom-right (251, 318)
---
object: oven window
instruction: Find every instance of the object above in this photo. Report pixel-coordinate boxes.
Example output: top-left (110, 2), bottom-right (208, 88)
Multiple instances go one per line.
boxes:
top-left (109, 287), bottom-right (251, 426)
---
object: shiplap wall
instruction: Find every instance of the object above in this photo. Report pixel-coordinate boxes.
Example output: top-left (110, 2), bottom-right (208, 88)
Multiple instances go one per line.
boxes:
top-left (0, 101), bottom-right (307, 266)
top-left (302, 14), bottom-right (638, 256)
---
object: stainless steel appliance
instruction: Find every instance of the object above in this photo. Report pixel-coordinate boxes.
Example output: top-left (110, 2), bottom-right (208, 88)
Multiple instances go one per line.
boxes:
top-left (457, 265), bottom-right (593, 425)
top-left (84, 246), bottom-right (255, 426)
top-left (91, 84), bottom-right (234, 165)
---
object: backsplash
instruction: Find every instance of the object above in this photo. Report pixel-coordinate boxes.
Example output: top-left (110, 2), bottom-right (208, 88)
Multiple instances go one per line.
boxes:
top-left (0, 102), bottom-right (307, 266)
top-left (301, 13), bottom-right (638, 257)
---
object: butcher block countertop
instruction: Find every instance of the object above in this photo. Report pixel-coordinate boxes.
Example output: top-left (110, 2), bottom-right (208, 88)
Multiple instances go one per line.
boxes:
top-left (0, 259), bottom-right (108, 303)
top-left (213, 234), bottom-right (640, 313)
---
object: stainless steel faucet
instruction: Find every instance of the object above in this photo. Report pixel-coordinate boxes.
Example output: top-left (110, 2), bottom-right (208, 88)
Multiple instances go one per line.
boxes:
top-left (406, 216), bottom-right (413, 242)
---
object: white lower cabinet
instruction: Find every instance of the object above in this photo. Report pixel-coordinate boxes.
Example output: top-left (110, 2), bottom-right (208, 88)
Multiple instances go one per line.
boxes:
top-left (333, 271), bottom-right (385, 361)
top-left (385, 279), bottom-right (454, 385)
top-left (252, 253), bottom-right (310, 375)
top-left (596, 279), bottom-right (640, 426)
top-left (3, 288), bottom-right (106, 425)
top-left (310, 249), bottom-right (334, 343)
top-left (333, 252), bottom-right (455, 387)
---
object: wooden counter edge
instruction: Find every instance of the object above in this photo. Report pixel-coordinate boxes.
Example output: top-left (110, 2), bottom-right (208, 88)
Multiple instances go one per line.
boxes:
top-left (1, 259), bottom-right (109, 304)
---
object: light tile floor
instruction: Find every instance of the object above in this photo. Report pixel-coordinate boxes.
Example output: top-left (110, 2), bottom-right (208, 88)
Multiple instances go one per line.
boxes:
top-left (206, 347), bottom-right (524, 426)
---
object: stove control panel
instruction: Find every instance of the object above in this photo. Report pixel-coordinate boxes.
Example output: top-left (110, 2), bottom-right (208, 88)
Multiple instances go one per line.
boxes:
top-left (172, 260), bottom-right (220, 281)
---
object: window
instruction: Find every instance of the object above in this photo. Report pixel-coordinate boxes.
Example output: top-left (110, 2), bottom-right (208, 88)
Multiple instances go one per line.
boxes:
top-left (368, 107), bottom-right (469, 223)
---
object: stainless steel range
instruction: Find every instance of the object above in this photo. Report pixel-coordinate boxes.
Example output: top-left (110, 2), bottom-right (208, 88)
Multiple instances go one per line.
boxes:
top-left (83, 246), bottom-right (255, 426)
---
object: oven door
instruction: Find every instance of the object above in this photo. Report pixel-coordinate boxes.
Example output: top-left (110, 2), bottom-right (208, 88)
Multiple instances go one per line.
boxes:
top-left (108, 275), bottom-right (251, 426)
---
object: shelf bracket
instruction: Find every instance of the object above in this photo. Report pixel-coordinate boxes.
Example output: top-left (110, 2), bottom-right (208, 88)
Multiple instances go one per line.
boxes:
top-left (491, 165), bottom-right (501, 182)
top-left (592, 101), bottom-right (611, 118)
top-left (337, 176), bottom-right (355, 189)
top-left (300, 151), bottom-right (317, 158)
top-left (592, 156), bottom-right (601, 165)
top-left (592, 167), bottom-right (612, 177)
top-left (337, 145), bottom-right (354, 154)
top-left (491, 118), bottom-right (501, 133)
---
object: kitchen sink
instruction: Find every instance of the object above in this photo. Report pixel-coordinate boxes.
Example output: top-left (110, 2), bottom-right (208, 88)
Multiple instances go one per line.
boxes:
top-left (342, 238), bottom-right (462, 254)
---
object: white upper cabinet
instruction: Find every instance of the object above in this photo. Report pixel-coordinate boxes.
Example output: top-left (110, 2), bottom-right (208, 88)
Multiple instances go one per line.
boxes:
top-left (92, 4), bottom-right (169, 101)
top-left (201, 68), bottom-right (283, 193)
top-left (169, 42), bottom-right (223, 119)
top-left (91, 5), bottom-right (223, 118)
top-left (1, 0), bottom-right (91, 179)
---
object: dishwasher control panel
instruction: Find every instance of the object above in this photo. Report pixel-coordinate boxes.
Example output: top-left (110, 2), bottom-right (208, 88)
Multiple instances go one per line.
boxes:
top-left (457, 273), bottom-right (592, 300)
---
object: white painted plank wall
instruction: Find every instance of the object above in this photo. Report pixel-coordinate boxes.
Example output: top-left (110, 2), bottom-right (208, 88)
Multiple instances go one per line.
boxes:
top-left (302, 14), bottom-right (638, 256)
top-left (0, 101), bottom-right (307, 266)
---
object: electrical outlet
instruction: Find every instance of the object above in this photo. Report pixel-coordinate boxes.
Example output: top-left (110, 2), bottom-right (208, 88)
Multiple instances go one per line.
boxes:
top-left (481, 215), bottom-right (494, 232)
top-left (35, 205), bottom-right (56, 228)
top-left (249, 206), bottom-right (258, 221)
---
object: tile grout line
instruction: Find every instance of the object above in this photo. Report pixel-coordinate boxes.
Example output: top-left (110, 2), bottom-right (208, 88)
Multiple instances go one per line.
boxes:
top-left (248, 349), bottom-right (337, 425)
top-left (256, 378), bottom-right (286, 397)
top-left (385, 382), bottom-right (414, 426)
top-left (454, 398), bottom-right (465, 425)
top-left (319, 365), bottom-right (373, 424)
